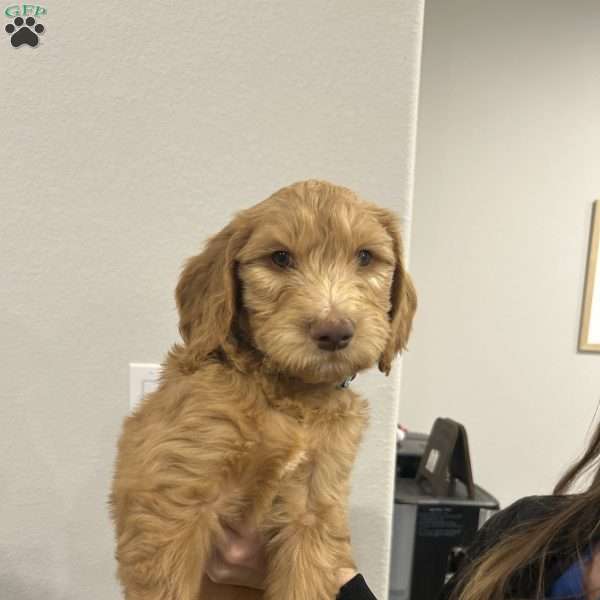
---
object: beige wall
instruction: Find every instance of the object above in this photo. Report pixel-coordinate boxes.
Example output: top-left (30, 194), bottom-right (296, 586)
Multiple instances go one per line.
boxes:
top-left (0, 2), bottom-right (423, 598)
top-left (402, 0), bottom-right (600, 509)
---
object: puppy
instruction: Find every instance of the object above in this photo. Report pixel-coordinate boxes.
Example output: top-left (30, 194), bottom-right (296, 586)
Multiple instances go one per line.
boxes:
top-left (110, 180), bottom-right (417, 600)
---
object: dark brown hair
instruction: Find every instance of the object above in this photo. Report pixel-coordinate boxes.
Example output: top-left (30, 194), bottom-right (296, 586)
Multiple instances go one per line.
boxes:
top-left (454, 417), bottom-right (600, 600)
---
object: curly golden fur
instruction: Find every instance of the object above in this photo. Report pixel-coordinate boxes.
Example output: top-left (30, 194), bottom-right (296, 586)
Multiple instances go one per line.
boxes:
top-left (110, 180), bottom-right (417, 600)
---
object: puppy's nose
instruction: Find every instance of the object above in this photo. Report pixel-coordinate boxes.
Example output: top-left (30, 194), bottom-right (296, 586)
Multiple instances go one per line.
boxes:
top-left (310, 319), bottom-right (354, 351)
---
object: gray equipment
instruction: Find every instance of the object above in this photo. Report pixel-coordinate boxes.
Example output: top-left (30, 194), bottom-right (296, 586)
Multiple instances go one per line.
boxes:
top-left (390, 421), bottom-right (499, 600)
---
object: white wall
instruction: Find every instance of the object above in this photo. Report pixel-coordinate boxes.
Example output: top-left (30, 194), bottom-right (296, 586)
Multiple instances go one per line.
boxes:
top-left (0, 2), bottom-right (424, 598)
top-left (402, 0), bottom-right (600, 509)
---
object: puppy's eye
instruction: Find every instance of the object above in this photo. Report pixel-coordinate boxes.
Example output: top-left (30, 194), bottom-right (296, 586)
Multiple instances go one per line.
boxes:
top-left (272, 250), bottom-right (292, 268)
top-left (357, 249), bottom-right (372, 267)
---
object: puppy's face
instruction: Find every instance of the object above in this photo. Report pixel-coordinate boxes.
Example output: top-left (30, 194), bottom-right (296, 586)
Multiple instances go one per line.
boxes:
top-left (176, 181), bottom-right (416, 384)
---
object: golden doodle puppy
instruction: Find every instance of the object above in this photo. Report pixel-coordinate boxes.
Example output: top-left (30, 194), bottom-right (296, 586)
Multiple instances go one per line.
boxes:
top-left (111, 180), bottom-right (417, 600)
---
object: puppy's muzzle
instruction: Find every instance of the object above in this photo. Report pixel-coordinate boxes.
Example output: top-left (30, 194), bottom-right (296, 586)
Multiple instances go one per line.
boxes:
top-left (310, 318), bottom-right (354, 352)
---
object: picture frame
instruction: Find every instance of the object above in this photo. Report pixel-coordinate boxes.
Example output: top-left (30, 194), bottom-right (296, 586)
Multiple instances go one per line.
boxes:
top-left (579, 200), bottom-right (600, 352)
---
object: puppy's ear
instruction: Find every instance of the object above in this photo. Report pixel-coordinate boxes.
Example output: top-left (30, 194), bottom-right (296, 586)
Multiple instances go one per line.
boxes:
top-left (377, 212), bottom-right (417, 375)
top-left (176, 219), bottom-right (249, 364)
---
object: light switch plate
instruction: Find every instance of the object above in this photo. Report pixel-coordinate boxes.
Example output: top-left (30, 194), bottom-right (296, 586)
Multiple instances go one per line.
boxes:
top-left (129, 363), bottom-right (161, 412)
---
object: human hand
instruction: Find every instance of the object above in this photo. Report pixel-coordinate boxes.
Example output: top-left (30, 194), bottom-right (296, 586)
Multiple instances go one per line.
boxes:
top-left (206, 521), bottom-right (358, 593)
top-left (206, 523), bottom-right (267, 590)
top-left (337, 567), bottom-right (358, 589)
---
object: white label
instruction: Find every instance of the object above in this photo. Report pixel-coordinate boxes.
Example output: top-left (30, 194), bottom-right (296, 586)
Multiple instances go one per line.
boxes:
top-left (425, 448), bottom-right (440, 473)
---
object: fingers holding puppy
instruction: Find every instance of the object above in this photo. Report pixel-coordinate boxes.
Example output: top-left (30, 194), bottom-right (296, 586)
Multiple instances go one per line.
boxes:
top-left (206, 523), bottom-right (267, 590)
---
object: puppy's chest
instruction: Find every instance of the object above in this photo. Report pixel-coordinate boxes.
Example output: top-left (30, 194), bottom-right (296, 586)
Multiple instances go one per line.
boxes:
top-left (262, 400), bottom-right (367, 487)
top-left (274, 426), bottom-right (322, 483)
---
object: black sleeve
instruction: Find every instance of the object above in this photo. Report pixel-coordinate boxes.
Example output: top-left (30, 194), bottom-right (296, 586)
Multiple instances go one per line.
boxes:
top-left (337, 574), bottom-right (378, 600)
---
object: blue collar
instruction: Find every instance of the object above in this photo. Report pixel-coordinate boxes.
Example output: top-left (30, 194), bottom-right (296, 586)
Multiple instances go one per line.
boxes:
top-left (337, 374), bottom-right (356, 389)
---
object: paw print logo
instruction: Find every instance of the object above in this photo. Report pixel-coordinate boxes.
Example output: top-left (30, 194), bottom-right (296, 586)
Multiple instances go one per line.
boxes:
top-left (5, 16), bottom-right (45, 47)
